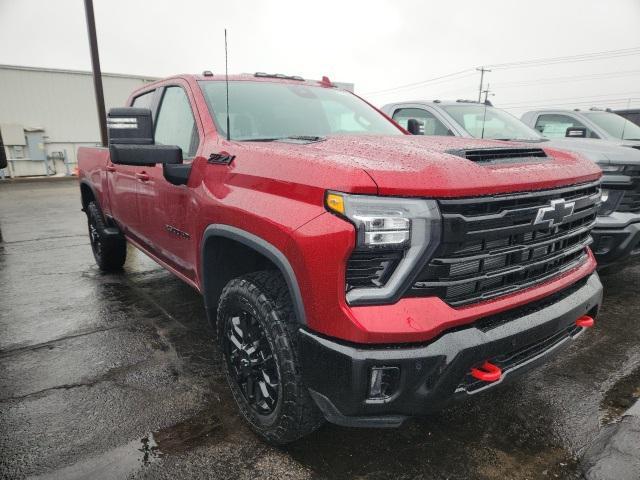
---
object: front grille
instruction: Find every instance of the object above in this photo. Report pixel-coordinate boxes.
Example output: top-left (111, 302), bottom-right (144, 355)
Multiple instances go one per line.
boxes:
top-left (474, 276), bottom-right (589, 331)
top-left (617, 165), bottom-right (640, 213)
top-left (406, 181), bottom-right (600, 306)
top-left (447, 147), bottom-right (548, 164)
top-left (346, 250), bottom-right (403, 290)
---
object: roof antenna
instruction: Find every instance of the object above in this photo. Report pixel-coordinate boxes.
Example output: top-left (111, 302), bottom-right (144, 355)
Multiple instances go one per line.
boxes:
top-left (225, 28), bottom-right (231, 141)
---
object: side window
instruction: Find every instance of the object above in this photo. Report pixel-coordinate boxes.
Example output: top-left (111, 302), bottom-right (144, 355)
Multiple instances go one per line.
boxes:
top-left (627, 113), bottom-right (640, 127)
top-left (534, 114), bottom-right (597, 139)
top-left (392, 108), bottom-right (452, 136)
top-left (154, 86), bottom-right (199, 158)
top-left (131, 90), bottom-right (155, 109)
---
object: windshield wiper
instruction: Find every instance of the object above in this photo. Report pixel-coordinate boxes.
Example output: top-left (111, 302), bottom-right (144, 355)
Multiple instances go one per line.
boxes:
top-left (242, 137), bottom-right (282, 142)
top-left (281, 135), bottom-right (325, 142)
top-left (494, 138), bottom-right (548, 143)
top-left (242, 136), bottom-right (326, 143)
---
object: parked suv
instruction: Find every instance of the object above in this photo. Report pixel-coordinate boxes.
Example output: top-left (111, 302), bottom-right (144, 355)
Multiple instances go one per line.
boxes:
top-left (78, 74), bottom-right (602, 444)
top-left (381, 100), bottom-right (640, 268)
top-left (521, 108), bottom-right (640, 148)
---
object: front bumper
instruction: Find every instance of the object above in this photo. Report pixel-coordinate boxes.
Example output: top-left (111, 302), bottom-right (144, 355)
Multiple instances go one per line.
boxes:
top-left (592, 212), bottom-right (640, 267)
top-left (300, 273), bottom-right (602, 428)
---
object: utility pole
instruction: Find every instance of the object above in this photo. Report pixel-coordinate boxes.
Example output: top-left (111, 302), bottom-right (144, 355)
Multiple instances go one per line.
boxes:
top-left (482, 83), bottom-right (494, 104)
top-left (476, 67), bottom-right (491, 103)
top-left (83, 0), bottom-right (108, 147)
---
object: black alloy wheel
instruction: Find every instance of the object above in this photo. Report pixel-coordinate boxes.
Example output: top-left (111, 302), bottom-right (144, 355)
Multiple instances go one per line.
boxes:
top-left (223, 309), bottom-right (280, 415)
top-left (88, 217), bottom-right (102, 258)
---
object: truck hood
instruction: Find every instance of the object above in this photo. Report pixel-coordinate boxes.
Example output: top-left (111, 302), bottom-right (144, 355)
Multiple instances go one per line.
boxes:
top-left (241, 135), bottom-right (602, 197)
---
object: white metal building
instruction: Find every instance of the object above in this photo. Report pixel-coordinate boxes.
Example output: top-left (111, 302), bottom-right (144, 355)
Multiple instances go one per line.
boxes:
top-left (0, 64), bottom-right (156, 177)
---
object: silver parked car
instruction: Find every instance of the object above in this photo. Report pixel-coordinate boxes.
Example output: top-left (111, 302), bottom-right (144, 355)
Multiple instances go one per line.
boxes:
top-left (380, 100), bottom-right (640, 269)
top-left (521, 108), bottom-right (640, 149)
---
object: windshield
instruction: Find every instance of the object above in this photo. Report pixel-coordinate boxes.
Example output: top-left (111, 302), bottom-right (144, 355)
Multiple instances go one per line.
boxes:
top-left (442, 104), bottom-right (543, 141)
top-left (199, 81), bottom-right (402, 140)
top-left (582, 111), bottom-right (640, 141)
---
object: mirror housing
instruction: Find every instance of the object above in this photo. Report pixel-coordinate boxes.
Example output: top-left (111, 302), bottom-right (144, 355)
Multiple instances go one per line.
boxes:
top-left (407, 118), bottom-right (423, 135)
top-left (566, 126), bottom-right (587, 138)
top-left (110, 144), bottom-right (183, 166)
top-left (107, 107), bottom-right (154, 145)
top-left (107, 107), bottom-right (184, 167)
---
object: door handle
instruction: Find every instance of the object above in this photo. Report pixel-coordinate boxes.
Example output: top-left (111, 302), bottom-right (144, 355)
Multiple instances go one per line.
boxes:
top-left (106, 165), bottom-right (116, 172)
top-left (136, 172), bottom-right (150, 182)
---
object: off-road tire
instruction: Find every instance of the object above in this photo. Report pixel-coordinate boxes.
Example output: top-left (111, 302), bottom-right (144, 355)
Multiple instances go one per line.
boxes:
top-left (86, 201), bottom-right (126, 272)
top-left (217, 270), bottom-right (325, 444)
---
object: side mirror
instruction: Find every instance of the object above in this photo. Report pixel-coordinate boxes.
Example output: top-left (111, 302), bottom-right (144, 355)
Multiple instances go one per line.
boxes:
top-left (407, 118), bottom-right (423, 135)
top-left (107, 107), bottom-right (183, 167)
top-left (566, 126), bottom-right (587, 138)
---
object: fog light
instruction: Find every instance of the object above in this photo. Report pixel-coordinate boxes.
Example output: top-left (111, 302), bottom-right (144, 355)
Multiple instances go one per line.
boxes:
top-left (368, 366), bottom-right (400, 400)
top-left (594, 235), bottom-right (613, 255)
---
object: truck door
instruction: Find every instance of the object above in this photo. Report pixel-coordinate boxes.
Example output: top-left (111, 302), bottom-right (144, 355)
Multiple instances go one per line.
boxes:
top-left (135, 84), bottom-right (201, 280)
top-left (107, 162), bottom-right (142, 237)
top-left (106, 90), bottom-right (157, 240)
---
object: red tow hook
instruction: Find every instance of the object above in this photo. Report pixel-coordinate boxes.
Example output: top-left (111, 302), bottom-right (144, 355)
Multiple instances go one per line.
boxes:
top-left (576, 315), bottom-right (595, 328)
top-left (470, 361), bottom-right (502, 382)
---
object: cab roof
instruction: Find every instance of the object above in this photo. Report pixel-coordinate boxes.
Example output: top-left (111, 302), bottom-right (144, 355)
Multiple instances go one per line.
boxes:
top-left (142, 72), bottom-right (337, 89)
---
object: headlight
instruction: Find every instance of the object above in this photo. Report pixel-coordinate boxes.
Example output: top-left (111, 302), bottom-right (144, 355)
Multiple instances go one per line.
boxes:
top-left (598, 189), bottom-right (625, 216)
top-left (599, 164), bottom-right (623, 173)
top-left (325, 191), bottom-right (440, 305)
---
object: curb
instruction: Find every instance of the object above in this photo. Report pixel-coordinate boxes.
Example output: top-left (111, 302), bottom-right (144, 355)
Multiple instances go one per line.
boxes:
top-left (0, 176), bottom-right (78, 184)
top-left (580, 399), bottom-right (640, 480)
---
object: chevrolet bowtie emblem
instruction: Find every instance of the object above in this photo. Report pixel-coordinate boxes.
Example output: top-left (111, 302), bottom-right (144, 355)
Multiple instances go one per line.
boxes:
top-left (534, 199), bottom-right (575, 227)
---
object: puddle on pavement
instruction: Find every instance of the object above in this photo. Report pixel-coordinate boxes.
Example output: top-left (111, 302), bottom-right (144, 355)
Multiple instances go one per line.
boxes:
top-left (286, 388), bottom-right (583, 480)
top-left (474, 447), bottom-right (580, 480)
top-left (152, 407), bottom-right (225, 453)
top-left (27, 408), bottom-right (225, 479)
top-left (27, 436), bottom-right (162, 480)
top-left (601, 365), bottom-right (640, 422)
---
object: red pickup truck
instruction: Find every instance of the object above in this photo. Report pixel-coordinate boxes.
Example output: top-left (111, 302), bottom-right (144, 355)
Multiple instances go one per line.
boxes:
top-left (78, 72), bottom-right (603, 444)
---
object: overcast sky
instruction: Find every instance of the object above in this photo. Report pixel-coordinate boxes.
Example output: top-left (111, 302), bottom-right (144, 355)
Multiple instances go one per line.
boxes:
top-left (1, 0), bottom-right (639, 115)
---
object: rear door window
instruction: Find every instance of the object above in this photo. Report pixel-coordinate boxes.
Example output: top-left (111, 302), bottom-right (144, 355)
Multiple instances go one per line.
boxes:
top-left (534, 114), bottom-right (598, 139)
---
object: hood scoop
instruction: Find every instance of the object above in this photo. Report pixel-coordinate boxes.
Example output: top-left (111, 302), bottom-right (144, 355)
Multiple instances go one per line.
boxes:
top-left (447, 147), bottom-right (548, 164)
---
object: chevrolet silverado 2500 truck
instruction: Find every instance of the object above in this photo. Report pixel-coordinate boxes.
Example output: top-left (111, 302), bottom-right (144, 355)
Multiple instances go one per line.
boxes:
top-left (381, 100), bottom-right (640, 268)
top-left (78, 73), bottom-right (603, 444)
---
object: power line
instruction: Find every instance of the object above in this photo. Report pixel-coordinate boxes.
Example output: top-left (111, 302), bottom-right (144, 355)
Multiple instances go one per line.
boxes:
top-left (364, 46), bottom-right (640, 96)
top-left (501, 97), bottom-right (640, 111)
top-left (362, 69), bottom-right (475, 95)
top-left (492, 69), bottom-right (640, 89)
top-left (486, 47), bottom-right (640, 70)
top-left (500, 90), bottom-right (640, 107)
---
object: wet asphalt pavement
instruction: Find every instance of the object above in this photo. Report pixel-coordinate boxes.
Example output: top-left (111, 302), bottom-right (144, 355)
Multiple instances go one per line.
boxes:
top-left (1, 179), bottom-right (639, 480)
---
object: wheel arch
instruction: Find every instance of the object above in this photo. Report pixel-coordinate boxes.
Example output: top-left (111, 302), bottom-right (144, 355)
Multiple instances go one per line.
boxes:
top-left (200, 224), bottom-right (307, 327)
top-left (79, 180), bottom-right (97, 211)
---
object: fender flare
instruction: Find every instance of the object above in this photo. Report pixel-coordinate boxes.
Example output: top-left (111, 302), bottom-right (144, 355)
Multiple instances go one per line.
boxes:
top-left (200, 224), bottom-right (307, 325)
top-left (79, 179), bottom-right (99, 211)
